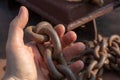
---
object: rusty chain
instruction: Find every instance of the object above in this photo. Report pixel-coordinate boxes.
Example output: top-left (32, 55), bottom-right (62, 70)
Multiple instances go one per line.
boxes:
top-left (25, 21), bottom-right (120, 80)
top-left (72, 34), bottom-right (120, 80)
top-left (25, 21), bottom-right (77, 80)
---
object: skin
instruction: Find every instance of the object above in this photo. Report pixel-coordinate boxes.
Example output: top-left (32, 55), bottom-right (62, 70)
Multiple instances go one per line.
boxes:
top-left (3, 6), bottom-right (120, 80)
top-left (3, 6), bottom-right (85, 80)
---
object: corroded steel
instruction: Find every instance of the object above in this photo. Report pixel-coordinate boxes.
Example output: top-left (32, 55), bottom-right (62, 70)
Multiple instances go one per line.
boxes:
top-left (25, 21), bottom-right (77, 80)
top-left (25, 21), bottom-right (120, 80)
top-left (66, 0), bottom-right (104, 7)
top-left (77, 34), bottom-right (120, 80)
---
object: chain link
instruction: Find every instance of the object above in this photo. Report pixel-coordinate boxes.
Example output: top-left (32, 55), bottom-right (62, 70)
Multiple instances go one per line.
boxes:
top-left (25, 21), bottom-right (77, 80)
top-left (73, 34), bottom-right (120, 80)
top-left (25, 21), bottom-right (120, 80)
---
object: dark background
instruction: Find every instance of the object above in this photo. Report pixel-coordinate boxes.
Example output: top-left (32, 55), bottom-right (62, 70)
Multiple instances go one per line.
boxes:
top-left (0, 0), bottom-right (120, 79)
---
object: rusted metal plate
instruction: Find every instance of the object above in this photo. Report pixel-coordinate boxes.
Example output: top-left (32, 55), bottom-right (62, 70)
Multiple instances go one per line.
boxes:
top-left (67, 2), bottom-right (117, 31)
top-left (16, 0), bottom-right (118, 28)
top-left (15, 0), bottom-right (120, 40)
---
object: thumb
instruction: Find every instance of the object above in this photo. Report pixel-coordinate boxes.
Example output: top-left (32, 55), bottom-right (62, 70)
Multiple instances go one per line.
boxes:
top-left (7, 6), bottom-right (28, 47)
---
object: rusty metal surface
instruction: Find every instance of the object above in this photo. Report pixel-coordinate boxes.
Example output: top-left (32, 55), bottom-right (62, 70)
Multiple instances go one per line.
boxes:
top-left (16, 0), bottom-right (120, 42)
top-left (16, 0), bottom-right (115, 26)
top-left (66, 0), bottom-right (104, 7)
top-left (67, 2), bottom-right (116, 31)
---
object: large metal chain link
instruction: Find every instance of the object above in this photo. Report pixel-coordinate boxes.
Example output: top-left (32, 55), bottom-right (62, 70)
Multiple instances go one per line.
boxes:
top-left (25, 21), bottom-right (77, 80)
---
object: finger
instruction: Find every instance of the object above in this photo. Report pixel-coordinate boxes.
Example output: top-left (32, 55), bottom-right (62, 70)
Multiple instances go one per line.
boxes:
top-left (54, 24), bottom-right (77, 48)
top-left (7, 6), bottom-right (28, 48)
top-left (61, 31), bottom-right (77, 48)
top-left (54, 24), bottom-right (65, 38)
top-left (69, 60), bottom-right (84, 74)
top-left (63, 42), bottom-right (85, 61)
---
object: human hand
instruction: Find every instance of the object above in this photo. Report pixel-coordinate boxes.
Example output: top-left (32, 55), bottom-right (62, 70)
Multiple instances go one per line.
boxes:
top-left (3, 6), bottom-right (85, 80)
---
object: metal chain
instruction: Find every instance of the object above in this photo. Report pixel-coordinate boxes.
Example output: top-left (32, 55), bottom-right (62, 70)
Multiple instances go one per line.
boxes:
top-left (25, 21), bottom-right (77, 80)
top-left (25, 21), bottom-right (120, 80)
top-left (72, 34), bottom-right (120, 80)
